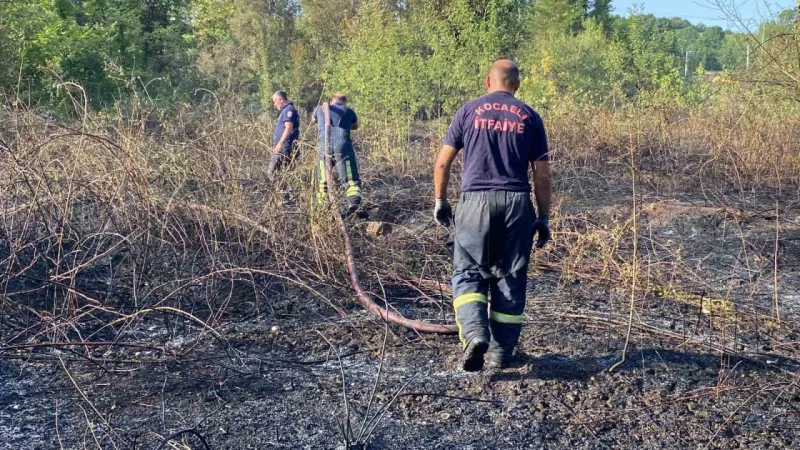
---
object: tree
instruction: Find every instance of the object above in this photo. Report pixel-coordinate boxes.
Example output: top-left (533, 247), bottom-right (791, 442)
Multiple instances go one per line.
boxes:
top-left (415, 0), bottom-right (529, 115)
top-left (325, 0), bottom-right (428, 118)
top-left (696, 26), bottom-right (725, 70)
top-left (718, 33), bottom-right (748, 70)
top-left (529, 0), bottom-right (584, 36)
top-left (519, 19), bottom-right (626, 109)
top-left (587, 0), bottom-right (612, 31)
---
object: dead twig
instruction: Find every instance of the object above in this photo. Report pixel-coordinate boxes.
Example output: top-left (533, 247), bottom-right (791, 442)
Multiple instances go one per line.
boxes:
top-left (395, 392), bottom-right (502, 404)
top-left (154, 429), bottom-right (211, 450)
top-left (610, 122), bottom-right (640, 373)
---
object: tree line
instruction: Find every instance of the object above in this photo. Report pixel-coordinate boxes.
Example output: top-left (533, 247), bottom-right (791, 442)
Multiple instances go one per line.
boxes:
top-left (0, 0), bottom-right (797, 118)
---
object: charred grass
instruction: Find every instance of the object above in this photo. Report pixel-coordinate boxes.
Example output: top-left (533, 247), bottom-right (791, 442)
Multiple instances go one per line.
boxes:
top-left (1, 95), bottom-right (799, 449)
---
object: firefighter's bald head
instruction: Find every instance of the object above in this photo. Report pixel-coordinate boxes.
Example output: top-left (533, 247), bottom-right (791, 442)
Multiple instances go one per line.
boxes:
top-left (486, 59), bottom-right (520, 94)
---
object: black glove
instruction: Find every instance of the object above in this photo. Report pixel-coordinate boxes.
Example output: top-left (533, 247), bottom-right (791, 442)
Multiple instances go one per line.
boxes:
top-left (532, 215), bottom-right (551, 248)
top-left (434, 198), bottom-right (452, 227)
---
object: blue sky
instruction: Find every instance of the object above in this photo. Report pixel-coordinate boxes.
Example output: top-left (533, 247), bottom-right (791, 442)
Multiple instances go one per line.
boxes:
top-left (612, 0), bottom-right (796, 30)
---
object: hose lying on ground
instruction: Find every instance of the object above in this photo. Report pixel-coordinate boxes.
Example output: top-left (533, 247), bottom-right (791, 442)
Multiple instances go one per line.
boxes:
top-left (322, 103), bottom-right (457, 335)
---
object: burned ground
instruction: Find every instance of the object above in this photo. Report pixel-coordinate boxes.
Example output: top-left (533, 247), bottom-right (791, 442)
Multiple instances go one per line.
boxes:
top-left (1, 109), bottom-right (799, 449)
top-left (3, 194), bottom-right (799, 449)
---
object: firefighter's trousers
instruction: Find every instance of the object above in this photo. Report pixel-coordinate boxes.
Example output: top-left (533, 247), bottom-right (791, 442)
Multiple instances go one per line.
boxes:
top-left (267, 142), bottom-right (298, 181)
top-left (451, 190), bottom-right (535, 361)
top-left (316, 128), bottom-right (362, 208)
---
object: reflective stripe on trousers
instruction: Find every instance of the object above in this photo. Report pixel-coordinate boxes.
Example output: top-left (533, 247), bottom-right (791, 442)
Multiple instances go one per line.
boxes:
top-left (316, 128), bottom-right (361, 203)
top-left (451, 191), bottom-right (534, 352)
top-left (453, 292), bottom-right (488, 348)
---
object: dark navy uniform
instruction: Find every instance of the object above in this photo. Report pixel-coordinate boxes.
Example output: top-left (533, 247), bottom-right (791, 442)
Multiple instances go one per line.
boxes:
top-left (268, 102), bottom-right (300, 179)
top-left (313, 102), bottom-right (362, 209)
top-left (443, 91), bottom-right (549, 360)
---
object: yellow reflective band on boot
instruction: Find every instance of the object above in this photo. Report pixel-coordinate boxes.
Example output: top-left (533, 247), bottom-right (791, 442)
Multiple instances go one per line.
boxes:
top-left (318, 160), bottom-right (327, 195)
top-left (343, 160), bottom-right (362, 197)
top-left (346, 185), bottom-right (362, 197)
top-left (455, 317), bottom-right (465, 348)
top-left (453, 293), bottom-right (488, 310)
top-left (453, 293), bottom-right (487, 349)
top-left (490, 311), bottom-right (524, 325)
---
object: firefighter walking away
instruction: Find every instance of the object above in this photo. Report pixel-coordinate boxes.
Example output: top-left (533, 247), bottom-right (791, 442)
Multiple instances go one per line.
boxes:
top-left (313, 94), bottom-right (363, 216)
top-left (433, 59), bottom-right (552, 371)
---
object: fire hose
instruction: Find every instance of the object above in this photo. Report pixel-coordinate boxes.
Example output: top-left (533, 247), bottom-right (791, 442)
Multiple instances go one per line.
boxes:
top-left (321, 103), bottom-right (457, 334)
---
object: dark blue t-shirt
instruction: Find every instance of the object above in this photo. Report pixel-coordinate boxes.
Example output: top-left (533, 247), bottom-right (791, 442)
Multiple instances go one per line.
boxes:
top-left (273, 102), bottom-right (300, 148)
top-left (313, 102), bottom-right (358, 133)
top-left (443, 91), bottom-right (549, 192)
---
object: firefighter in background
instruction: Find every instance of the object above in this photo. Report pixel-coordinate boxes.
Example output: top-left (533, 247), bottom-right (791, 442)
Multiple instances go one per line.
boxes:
top-left (313, 94), bottom-right (363, 215)
top-left (268, 91), bottom-right (300, 181)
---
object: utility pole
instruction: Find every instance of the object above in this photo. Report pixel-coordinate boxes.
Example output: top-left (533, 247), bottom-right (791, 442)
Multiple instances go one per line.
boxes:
top-left (684, 50), bottom-right (693, 79)
top-left (746, 45), bottom-right (750, 70)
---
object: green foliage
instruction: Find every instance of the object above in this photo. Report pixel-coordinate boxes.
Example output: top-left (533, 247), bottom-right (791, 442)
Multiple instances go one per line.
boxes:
top-left (520, 19), bottom-right (623, 109)
top-left (0, 0), bottom-right (796, 115)
top-left (619, 13), bottom-right (683, 98)
top-left (520, 13), bottom-right (683, 111)
top-left (0, 0), bottom-right (199, 112)
top-left (718, 33), bottom-right (748, 70)
top-left (529, 0), bottom-right (584, 36)
top-left (326, 0), bottom-right (529, 119)
top-left (0, 1), bottom-right (64, 100)
top-left (324, 0), bottom-right (428, 118)
top-left (413, 0), bottom-right (528, 114)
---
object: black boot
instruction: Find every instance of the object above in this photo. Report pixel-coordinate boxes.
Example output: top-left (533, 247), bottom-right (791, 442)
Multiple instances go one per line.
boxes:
top-left (461, 337), bottom-right (489, 372)
top-left (343, 196), bottom-right (366, 218)
top-left (454, 293), bottom-right (490, 372)
top-left (487, 316), bottom-right (522, 369)
top-left (485, 348), bottom-right (514, 369)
